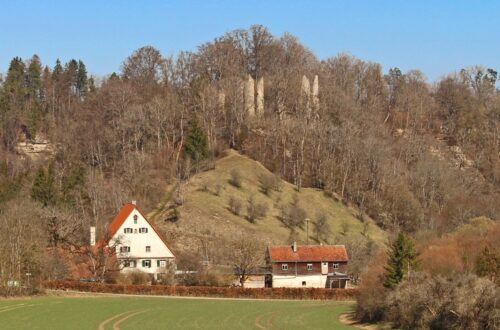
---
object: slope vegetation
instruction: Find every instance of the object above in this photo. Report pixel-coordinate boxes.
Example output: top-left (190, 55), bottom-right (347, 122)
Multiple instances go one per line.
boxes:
top-left (151, 150), bottom-right (386, 254)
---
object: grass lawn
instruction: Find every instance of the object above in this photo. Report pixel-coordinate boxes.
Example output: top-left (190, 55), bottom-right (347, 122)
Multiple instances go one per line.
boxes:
top-left (0, 295), bottom-right (357, 330)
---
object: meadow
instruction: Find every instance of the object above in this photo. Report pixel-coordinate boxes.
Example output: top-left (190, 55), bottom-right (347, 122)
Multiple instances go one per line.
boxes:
top-left (0, 294), bottom-right (356, 330)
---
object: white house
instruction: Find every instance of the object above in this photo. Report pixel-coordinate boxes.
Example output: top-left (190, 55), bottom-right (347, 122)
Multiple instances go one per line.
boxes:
top-left (102, 201), bottom-right (175, 280)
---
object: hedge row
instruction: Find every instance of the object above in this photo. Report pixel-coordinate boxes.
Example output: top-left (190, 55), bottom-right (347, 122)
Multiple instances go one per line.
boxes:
top-left (43, 280), bottom-right (357, 300)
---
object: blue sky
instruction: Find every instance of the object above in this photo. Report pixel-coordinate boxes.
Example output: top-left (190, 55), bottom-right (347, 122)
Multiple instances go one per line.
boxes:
top-left (0, 1), bottom-right (498, 82)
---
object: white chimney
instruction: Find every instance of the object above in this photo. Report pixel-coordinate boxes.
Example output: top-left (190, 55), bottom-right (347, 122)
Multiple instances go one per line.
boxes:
top-left (90, 226), bottom-right (96, 246)
top-left (292, 241), bottom-right (297, 252)
top-left (131, 200), bottom-right (136, 205)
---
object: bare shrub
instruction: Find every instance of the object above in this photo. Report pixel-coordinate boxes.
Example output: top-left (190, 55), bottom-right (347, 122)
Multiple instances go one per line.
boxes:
top-left (258, 172), bottom-right (281, 195)
top-left (281, 199), bottom-right (307, 229)
top-left (198, 269), bottom-right (231, 287)
top-left (386, 273), bottom-right (500, 330)
top-left (228, 169), bottom-right (242, 188)
top-left (228, 196), bottom-right (243, 216)
top-left (214, 182), bottom-right (223, 196)
top-left (246, 195), bottom-right (269, 222)
top-left (340, 221), bottom-right (350, 236)
top-left (117, 270), bottom-right (150, 285)
top-left (313, 211), bottom-right (331, 242)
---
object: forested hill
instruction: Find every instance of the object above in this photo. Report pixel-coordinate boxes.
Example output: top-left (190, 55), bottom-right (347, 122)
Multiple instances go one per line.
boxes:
top-left (0, 25), bottom-right (498, 251)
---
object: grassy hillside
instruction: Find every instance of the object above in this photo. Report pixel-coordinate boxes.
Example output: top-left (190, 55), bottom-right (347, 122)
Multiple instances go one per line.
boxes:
top-left (151, 150), bottom-right (386, 254)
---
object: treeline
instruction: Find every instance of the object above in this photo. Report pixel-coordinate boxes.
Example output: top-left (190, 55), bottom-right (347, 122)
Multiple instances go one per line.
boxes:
top-left (0, 25), bottom-right (499, 292)
top-left (1, 26), bottom-right (498, 235)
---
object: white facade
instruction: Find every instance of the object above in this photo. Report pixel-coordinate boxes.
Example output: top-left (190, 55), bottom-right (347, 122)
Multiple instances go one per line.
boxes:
top-left (109, 207), bottom-right (175, 279)
top-left (272, 274), bottom-right (327, 288)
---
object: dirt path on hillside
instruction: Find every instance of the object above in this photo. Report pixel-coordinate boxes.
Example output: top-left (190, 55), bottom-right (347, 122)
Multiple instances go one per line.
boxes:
top-left (338, 313), bottom-right (378, 330)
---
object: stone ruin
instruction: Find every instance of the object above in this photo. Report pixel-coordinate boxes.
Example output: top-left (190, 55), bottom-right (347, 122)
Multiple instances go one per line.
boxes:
top-left (220, 74), bottom-right (320, 119)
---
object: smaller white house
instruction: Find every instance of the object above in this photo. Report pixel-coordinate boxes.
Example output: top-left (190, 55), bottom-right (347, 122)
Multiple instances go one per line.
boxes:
top-left (267, 243), bottom-right (350, 288)
top-left (102, 201), bottom-right (175, 280)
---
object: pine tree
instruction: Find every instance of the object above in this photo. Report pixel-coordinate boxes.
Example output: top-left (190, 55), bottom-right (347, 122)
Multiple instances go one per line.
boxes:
top-left (65, 59), bottom-right (79, 94)
top-left (52, 59), bottom-right (63, 82)
top-left (383, 232), bottom-right (419, 288)
top-left (183, 118), bottom-right (208, 163)
top-left (27, 54), bottom-right (42, 101)
top-left (76, 60), bottom-right (88, 97)
top-left (3, 57), bottom-right (26, 110)
top-left (27, 55), bottom-right (43, 136)
top-left (31, 165), bottom-right (56, 207)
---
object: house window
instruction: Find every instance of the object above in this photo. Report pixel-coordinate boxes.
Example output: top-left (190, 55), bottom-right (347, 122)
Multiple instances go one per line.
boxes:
top-left (159, 260), bottom-right (167, 268)
top-left (124, 228), bottom-right (133, 234)
top-left (145, 246), bottom-right (151, 253)
top-left (139, 227), bottom-right (148, 233)
top-left (120, 246), bottom-right (130, 253)
top-left (134, 229), bottom-right (138, 234)
top-left (281, 264), bottom-right (288, 271)
top-left (307, 263), bottom-right (313, 271)
top-left (302, 281), bottom-right (306, 286)
top-left (142, 260), bottom-right (151, 268)
top-left (124, 260), bottom-right (136, 268)
top-left (333, 263), bottom-right (339, 269)
top-left (133, 214), bottom-right (138, 224)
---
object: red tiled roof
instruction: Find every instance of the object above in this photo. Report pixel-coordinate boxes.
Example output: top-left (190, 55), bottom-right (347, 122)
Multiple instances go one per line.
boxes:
top-left (267, 245), bottom-right (348, 262)
top-left (107, 203), bottom-right (136, 237)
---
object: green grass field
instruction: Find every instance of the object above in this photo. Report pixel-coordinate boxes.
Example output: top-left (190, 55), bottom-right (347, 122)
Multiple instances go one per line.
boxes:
top-left (0, 295), bottom-right (356, 330)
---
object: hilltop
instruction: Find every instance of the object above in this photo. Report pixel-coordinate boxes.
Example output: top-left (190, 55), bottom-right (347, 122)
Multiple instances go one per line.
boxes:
top-left (150, 150), bottom-right (386, 257)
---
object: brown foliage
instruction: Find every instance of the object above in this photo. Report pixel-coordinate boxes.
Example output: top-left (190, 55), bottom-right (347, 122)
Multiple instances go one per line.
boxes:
top-left (43, 280), bottom-right (358, 300)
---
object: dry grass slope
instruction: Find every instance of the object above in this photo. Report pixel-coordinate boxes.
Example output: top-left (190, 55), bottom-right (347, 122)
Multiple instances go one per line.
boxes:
top-left (151, 150), bottom-right (386, 253)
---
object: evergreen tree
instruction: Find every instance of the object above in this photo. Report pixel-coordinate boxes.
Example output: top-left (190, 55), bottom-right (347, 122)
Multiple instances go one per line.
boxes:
top-left (52, 59), bottom-right (63, 82)
top-left (65, 59), bottom-right (79, 94)
top-left (475, 247), bottom-right (499, 284)
top-left (383, 232), bottom-right (419, 288)
top-left (3, 57), bottom-right (26, 109)
top-left (61, 165), bottom-right (85, 206)
top-left (76, 60), bottom-right (88, 97)
top-left (31, 165), bottom-right (57, 207)
top-left (183, 118), bottom-right (208, 163)
top-left (27, 54), bottom-right (42, 101)
top-left (26, 55), bottom-right (44, 136)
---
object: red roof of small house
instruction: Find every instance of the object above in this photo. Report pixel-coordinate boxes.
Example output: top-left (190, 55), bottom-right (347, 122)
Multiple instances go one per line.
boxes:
top-left (267, 245), bottom-right (348, 262)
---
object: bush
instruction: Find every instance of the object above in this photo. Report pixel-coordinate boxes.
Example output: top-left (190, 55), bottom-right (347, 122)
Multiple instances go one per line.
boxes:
top-left (386, 273), bottom-right (499, 330)
top-left (197, 269), bottom-right (231, 287)
top-left (228, 196), bottom-right (243, 216)
top-left (228, 169), bottom-right (242, 188)
top-left (116, 270), bottom-right (150, 285)
top-left (281, 204), bottom-right (307, 229)
top-left (214, 182), bottom-right (223, 196)
top-left (258, 173), bottom-right (281, 195)
top-left (356, 272), bottom-right (500, 329)
top-left (246, 195), bottom-right (268, 223)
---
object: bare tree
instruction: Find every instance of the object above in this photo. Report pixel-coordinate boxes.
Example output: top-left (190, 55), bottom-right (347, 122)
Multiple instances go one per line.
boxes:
top-left (227, 235), bottom-right (263, 287)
